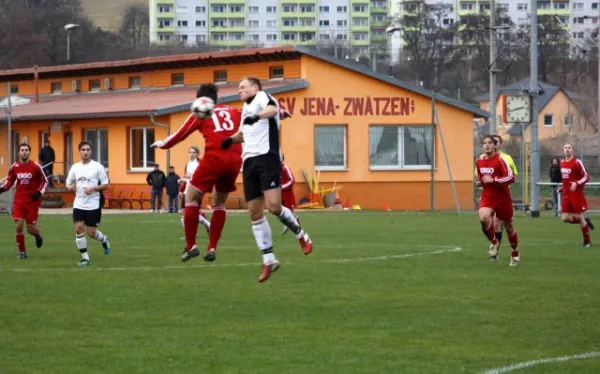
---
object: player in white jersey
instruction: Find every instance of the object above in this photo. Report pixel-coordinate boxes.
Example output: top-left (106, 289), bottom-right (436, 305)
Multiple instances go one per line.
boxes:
top-left (221, 77), bottom-right (313, 283)
top-left (66, 141), bottom-right (111, 266)
top-left (178, 145), bottom-right (210, 239)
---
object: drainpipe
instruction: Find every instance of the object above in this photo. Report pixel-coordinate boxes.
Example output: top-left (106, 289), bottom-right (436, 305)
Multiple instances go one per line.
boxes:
top-left (149, 111), bottom-right (170, 169)
top-left (34, 65), bottom-right (39, 103)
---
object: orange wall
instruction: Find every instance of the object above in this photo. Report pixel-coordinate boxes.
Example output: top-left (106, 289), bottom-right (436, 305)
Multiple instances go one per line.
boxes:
top-left (0, 60), bottom-right (301, 97)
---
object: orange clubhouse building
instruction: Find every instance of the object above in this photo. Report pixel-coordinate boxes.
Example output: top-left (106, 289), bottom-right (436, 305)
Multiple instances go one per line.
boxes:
top-left (0, 46), bottom-right (488, 210)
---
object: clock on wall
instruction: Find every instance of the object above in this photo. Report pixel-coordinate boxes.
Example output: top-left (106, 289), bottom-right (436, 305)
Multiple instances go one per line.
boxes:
top-left (503, 95), bottom-right (532, 123)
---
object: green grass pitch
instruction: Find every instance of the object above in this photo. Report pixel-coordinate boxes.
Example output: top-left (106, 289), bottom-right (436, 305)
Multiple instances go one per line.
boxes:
top-left (1, 211), bottom-right (600, 374)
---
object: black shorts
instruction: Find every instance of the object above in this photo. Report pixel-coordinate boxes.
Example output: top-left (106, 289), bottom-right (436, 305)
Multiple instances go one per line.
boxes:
top-left (73, 208), bottom-right (102, 227)
top-left (243, 154), bottom-right (281, 202)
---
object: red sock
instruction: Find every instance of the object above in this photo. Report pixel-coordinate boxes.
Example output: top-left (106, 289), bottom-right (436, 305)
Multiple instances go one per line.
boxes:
top-left (508, 231), bottom-right (519, 250)
top-left (184, 202), bottom-right (200, 251)
top-left (16, 232), bottom-right (26, 253)
top-left (481, 221), bottom-right (496, 242)
top-left (29, 228), bottom-right (40, 237)
top-left (570, 216), bottom-right (581, 224)
top-left (511, 250), bottom-right (520, 258)
top-left (208, 206), bottom-right (226, 251)
top-left (582, 225), bottom-right (590, 243)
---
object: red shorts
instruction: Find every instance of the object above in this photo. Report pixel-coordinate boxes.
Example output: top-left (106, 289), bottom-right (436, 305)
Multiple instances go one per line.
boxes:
top-left (480, 198), bottom-right (513, 222)
top-left (281, 190), bottom-right (296, 209)
top-left (189, 154), bottom-right (242, 194)
top-left (13, 200), bottom-right (41, 224)
top-left (562, 190), bottom-right (587, 214)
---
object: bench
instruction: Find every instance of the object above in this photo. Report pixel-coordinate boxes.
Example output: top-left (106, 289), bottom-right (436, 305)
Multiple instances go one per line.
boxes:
top-left (102, 187), bottom-right (119, 209)
top-left (134, 188), bottom-right (153, 210)
top-left (208, 195), bottom-right (245, 209)
top-left (117, 187), bottom-right (136, 209)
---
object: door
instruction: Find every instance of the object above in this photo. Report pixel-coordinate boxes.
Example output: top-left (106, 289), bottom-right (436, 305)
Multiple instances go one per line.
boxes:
top-left (64, 131), bottom-right (73, 172)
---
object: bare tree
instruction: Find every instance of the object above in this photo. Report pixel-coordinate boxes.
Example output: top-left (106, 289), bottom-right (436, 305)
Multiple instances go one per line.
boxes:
top-left (120, 3), bottom-right (149, 47)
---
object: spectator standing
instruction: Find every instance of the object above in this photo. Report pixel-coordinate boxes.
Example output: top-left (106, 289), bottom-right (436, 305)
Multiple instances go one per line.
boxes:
top-left (146, 164), bottom-right (166, 213)
top-left (549, 157), bottom-right (562, 217)
top-left (39, 140), bottom-right (55, 187)
top-left (166, 166), bottom-right (181, 213)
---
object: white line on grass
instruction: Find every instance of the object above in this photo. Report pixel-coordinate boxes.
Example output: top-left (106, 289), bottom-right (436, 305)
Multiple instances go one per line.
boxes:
top-left (482, 351), bottom-right (600, 373)
top-left (0, 247), bottom-right (462, 273)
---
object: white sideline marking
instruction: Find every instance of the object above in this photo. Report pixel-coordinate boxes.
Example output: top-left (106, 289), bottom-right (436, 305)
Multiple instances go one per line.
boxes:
top-left (0, 247), bottom-right (462, 273)
top-left (482, 351), bottom-right (600, 373)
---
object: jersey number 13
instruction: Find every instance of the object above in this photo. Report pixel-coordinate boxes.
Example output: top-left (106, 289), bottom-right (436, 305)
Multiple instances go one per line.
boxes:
top-left (212, 110), bottom-right (235, 132)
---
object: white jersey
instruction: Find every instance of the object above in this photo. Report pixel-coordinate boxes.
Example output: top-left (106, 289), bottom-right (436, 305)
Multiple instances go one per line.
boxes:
top-left (185, 159), bottom-right (199, 180)
top-left (241, 91), bottom-right (281, 161)
top-left (66, 160), bottom-right (109, 210)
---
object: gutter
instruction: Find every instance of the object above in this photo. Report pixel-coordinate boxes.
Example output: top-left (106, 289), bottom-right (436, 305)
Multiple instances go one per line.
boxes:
top-left (149, 110), bottom-right (170, 169)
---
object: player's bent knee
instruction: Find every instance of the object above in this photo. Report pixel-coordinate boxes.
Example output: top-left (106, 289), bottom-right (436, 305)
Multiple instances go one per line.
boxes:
top-left (86, 228), bottom-right (97, 238)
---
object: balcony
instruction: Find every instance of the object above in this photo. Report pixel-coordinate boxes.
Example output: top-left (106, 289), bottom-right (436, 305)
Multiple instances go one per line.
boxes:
top-left (351, 38), bottom-right (371, 46)
top-left (208, 0), bottom-right (245, 3)
top-left (351, 23), bottom-right (370, 31)
top-left (281, 24), bottom-right (318, 32)
top-left (371, 20), bottom-right (388, 27)
top-left (209, 39), bottom-right (247, 47)
top-left (157, 25), bottom-right (175, 33)
top-left (209, 10), bottom-right (246, 18)
top-left (370, 34), bottom-right (388, 42)
top-left (156, 11), bottom-right (175, 19)
top-left (370, 6), bottom-right (388, 14)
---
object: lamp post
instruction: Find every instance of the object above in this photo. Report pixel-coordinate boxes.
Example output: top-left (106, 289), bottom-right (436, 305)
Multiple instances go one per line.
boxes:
top-left (64, 23), bottom-right (80, 63)
top-left (386, 26), bottom-right (402, 76)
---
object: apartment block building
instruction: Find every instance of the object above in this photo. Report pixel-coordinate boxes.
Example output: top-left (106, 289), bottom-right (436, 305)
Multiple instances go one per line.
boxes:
top-left (149, 0), bottom-right (390, 56)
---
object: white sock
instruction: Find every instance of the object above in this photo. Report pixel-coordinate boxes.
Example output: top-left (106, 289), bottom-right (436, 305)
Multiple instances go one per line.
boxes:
top-left (199, 214), bottom-right (211, 229)
top-left (252, 218), bottom-right (276, 264)
top-left (93, 230), bottom-right (106, 243)
top-left (278, 206), bottom-right (302, 235)
top-left (76, 234), bottom-right (89, 260)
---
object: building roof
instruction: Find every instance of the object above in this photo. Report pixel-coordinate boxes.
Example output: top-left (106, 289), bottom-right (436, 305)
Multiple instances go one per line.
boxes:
top-left (0, 80), bottom-right (307, 122)
top-left (0, 46), bottom-right (488, 120)
top-left (474, 78), bottom-right (583, 114)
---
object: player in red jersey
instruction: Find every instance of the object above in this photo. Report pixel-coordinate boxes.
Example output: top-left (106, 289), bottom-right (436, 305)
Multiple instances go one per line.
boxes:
top-left (280, 154), bottom-right (300, 235)
top-left (152, 83), bottom-right (291, 263)
top-left (0, 143), bottom-right (48, 259)
top-left (560, 143), bottom-right (594, 247)
top-left (475, 136), bottom-right (520, 266)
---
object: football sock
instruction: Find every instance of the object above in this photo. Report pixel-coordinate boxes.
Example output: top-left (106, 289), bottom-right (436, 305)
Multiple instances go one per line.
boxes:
top-left (76, 234), bottom-right (89, 260)
top-left (252, 218), bottom-right (275, 264)
top-left (511, 250), bottom-right (520, 259)
top-left (480, 221), bottom-right (496, 242)
top-left (16, 232), bottom-right (26, 253)
top-left (199, 212), bottom-right (211, 230)
top-left (184, 201), bottom-right (200, 250)
top-left (278, 206), bottom-right (302, 236)
top-left (570, 216), bottom-right (581, 224)
top-left (508, 231), bottom-right (519, 250)
top-left (208, 206), bottom-right (226, 250)
top-left (93, 230), bottom-right (106, 243)
top-left (582, 225), bottom-right (591, 243)
top-left (495, 231), bottom-right (502, 245)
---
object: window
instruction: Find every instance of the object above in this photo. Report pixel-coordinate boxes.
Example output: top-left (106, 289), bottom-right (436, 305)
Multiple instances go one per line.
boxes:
top-left (372, 14), bottom-right (386, 22)
top-left (212, 32), bottom-right (226, 40)
top-left (158, 5), bottom-right (172, 12)
top-left (40, 131), bottom-right (50, 149)
top-left (353, 18), bottom-right (368, 26)
top-left (593, 2), bottom-right (598, 9)
top-left (213, 70), bottom-right (226, 82)
top-left (544, 114), bottom-right (554, 127)
top-left (565, 113), bottom-right (574, 127)
top-left (171, 73), bottom-right (184, 85)
top-left (319, 20), bottom-right (330, 26)
top-left (283, 32), bottom-right (297, 40)
top-left (229, 5), bottom-right (243, 12)
top-left (84, 129), bottom-right (109, 168)
top-left (248, 33), bottom-right (259, 40)
top-left (229, 33), bottom-right (244, 40)
top-left (176, 6), bottom-right (188, 13)
top-left (196, 20), bottom-right (206, 27)
top-left (229, 18), bottom-right (244, 27)
top-left (315, 126), bottom-right (346, 170)
top-left (353, 32), bottom-right (369, 40)
top-left (159, 19), bottom-right (172, 28)
top-left (159, 33), bottom-right (172, 41)
top-left (337, 6), bottom-right (348, 12)
top-left (267, 20), bottom-right (277, 27)
top-left (554, 1), bottom-right (568, 9)
top-left (300, 32), bottom-right (315, 41)
top-left (270, 66), bottom-right (284, 79)
top-left (128, 76), bottom-right (141, 89)
top-left (336, 33), bottom-right (348, 40)
top-left (267, 34), bottom-right (278, 41)
top-left (320, 33), bottom-right (330, 40)
top-left (130, 128), bottom-right (156, 170)
top-left (353, 4), bottom-right (368, 12)
top-left (89, 79), bottom-right (101, 91)
top-left (196, 34), bottom-right (207, 42)
top-left (573, 2), bottom-right (583, 9)
top-left (337, 20), bottom-right (348, 26)
top-left (283, 18), bottom-right (297, 26)
top-left (249, 20), bottom-right (259, 27)
top-left (537, 2), bottom-right (551, 9)
top-left (9, 85), bottom-right (18, 94)
top-left (300, 18), bottom-right (315, 26)
top-left (283, 5), bottom-right (297, 12)
top-left (369, 126), bottom-right (433, 170)
top-left (212, 5), bottom-right (225, 12)
top-left (300, 5), bottom-right (314, 12)
top-left (249, 6), bottom-right (259, 13)
top-left (195, 6), bottom-right (206, 12)
top-left (517, 3), bottom-right (528, 10)
top-left (212, 18), bottom-right (226, 27)
top-left (177, 20), bottom-right (188, 27)
top-left (319, 6), bottom-right (329, 12)
top-left (266, 6), bottom-right (277, 12)
top-left (51, 82), bottom-right (62, 94)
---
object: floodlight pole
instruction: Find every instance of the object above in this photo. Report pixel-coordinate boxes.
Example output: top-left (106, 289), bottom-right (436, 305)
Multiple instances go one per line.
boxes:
top-left (529, 0), bottom-right (540, 217)
top-left (489, 0), bottom-right (497, 135)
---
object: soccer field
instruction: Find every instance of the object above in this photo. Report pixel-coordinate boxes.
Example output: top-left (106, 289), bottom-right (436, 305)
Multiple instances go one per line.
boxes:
top-left (1, 211), bottom-right (600, 374)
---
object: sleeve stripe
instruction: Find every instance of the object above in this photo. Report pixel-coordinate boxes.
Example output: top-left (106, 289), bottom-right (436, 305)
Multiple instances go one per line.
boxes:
top-left (496, 157), bottom-right (514, 183)
top-left (576, 159), bottom-right (589, 185)
top-left (35, 162), bottom-right (49, 195)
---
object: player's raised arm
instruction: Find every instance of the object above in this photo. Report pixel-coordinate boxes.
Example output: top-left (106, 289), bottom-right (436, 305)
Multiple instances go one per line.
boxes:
top-left (151, 113), bottom-right (203, 150)
top-left (495, 157), bottom-right (515, 185)
top-left (576, 159), bottom-right (590, 186)
top-left (0, 164), bottom-right (17, 193)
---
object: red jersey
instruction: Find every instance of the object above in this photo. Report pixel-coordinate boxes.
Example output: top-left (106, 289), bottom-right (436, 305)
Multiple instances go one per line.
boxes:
top-left (1, 161), bottom-right (48, 201)
top-left (281, 163), bottom-right (295, 192)
top-left (158, 104), bottom-right (243, 156)
top-left (476, 153), bottom-right (515, 201)
top-left (561, 157), bottom-right (589, 194)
